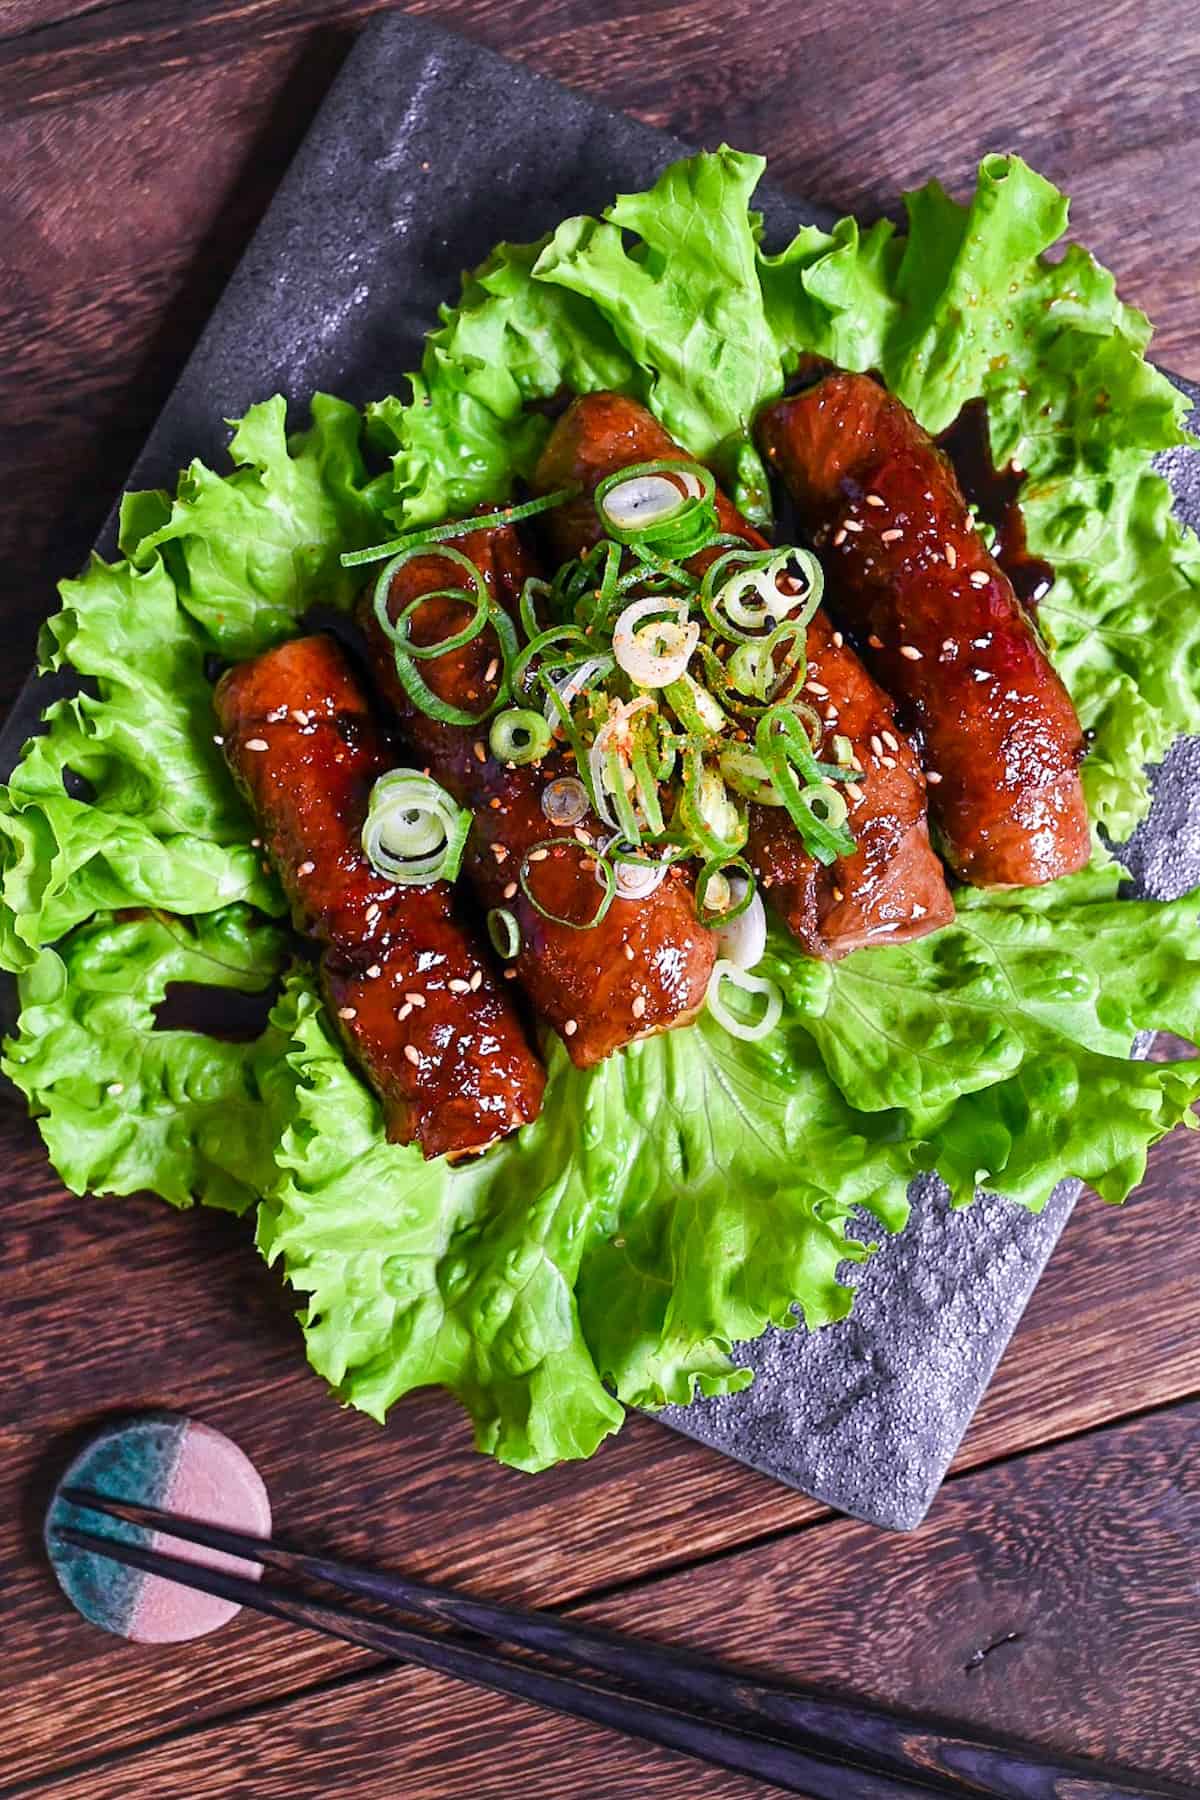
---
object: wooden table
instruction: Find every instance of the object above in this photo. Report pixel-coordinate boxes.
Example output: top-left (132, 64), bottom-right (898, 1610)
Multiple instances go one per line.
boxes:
top-left (3, 3), bottom-right (1199, 1794)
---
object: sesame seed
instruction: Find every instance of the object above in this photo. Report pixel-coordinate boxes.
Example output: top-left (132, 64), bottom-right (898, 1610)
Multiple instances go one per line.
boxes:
top-left (844, 518), bottom-right (863, 533)
top-left (485, 658), bottom-right (500, 683)
top-left (942, 638), bottom-right (956, 652)
top-left (870, 734), bottom-right (884, 758)
top-left (404, 1045), bottom-right (420, 1066)
top-left (868, 634), bottom-right (884, 650)
top-left (850, 752), bottom-right (864, 773)
top-left (574, 828), bottom-right (592, 845)
top-left (899, 644), bottom-right (923, 661)
top-left (106, 1081), bottom-right (124, 1096)
top-left (367, 964), bottom-right (382, 979)
top-left (503, 881), bottom-right (517, 900)
top-left (469, 970), bottom-right (483, 991)
top-left (338, 1006), bottom-right (357, 1021)
top-left (880, 529), bottom-right (903, 544)
top-left (529, 848), bottom-right (549, 862)
top-left (945, 542), bottom-right (957, 568)
top-left (402, 994), bottom-right (424, 1010)
top-left (449, 978), bottom-right (470, 993)
top-left (473, 741), bottom-right (487, 763)
top-left (397, 1003), bottom-right (412, 1022)
top-left (624, 943), bottom-right (635, 961)
top-left (212, 734), bottom-right (224, 746)
top-left (245, 738), bottom-right (269, 752)
top-left (251, 837), bottom-right (262, 848)
top-left (832, 886), bottom-right (844, 902)
top-left (632, 995), bottom-right (647, 1019)
top-left (832, 631), bottom-right (844, 648)
top-left (927, 770), bottom-right (943, 784)
top-left (491, 843), bottom-right (508, 863)
top-left (970, 570), bottom-right (989, 588)
top-left (297, 860), bottom-right (315, 876)
top-left (846, 782), bottom-right (865, 803)
top-left (865, 493), bottom-right (886, 508)
top-left (832, 528), bottom-right (847, 547)
top-left (882, 730), bottom-right (899, 752)
top-left (806, 681), bottom-right (828, 697)
top-left (881, 754), bottom-right (897, 768)
top-left (564, 1019), bottom-right (578, 1037)
top-left (824, 707), bottom-right (838, 724)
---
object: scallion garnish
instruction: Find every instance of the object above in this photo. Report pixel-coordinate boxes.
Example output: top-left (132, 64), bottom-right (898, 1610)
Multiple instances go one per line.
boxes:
top-left (594, 460), bottom-right (716, 556)
top-left (372, 544), bottom-right (517, 727)
top-left (518, 838), bottom-right (617, 930)
top-left (706, 960), bottom-right (783, 1041)
top-left (340, 485), bottom-right (580, 568)
top-left (361, 770), bottom-right (472, 886)
top-left (489, 707), bottom-right (553, 766)
top-left (487, 907), bottom-right (522, 959)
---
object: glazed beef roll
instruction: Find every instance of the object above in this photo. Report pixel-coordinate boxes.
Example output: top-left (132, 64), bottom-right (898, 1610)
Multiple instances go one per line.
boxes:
top-left (358, 524), bottom-right (716, 1065)
top-left (215, 633), bottom-right (545, 1159)
top-left (533, 392), bottom-right (954, 958)
top-left (758, 371), bottom-right (1090, 888)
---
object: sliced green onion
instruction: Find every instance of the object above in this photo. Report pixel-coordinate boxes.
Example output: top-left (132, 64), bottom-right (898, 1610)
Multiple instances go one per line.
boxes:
top-left (372, 545), bottom-right (517, 727)
top-left (489, 707), bottom-right (553, 765)
top-left (677, 748), bottom-right (746, 859)
top-left (755, 708), bottom-right (856, 866)
top-left (519, 576), bottom-right (552, 644)
top-left (519, 837), bottom-right (617, 930)
top-left (595, 460), bottom-right (716, 555)
top-left (487, 907), bottom-right (521, 960)
top-left (718, 747), bottom-right (782, 806)
top-left (700, 545), bottom-right (824, 645)
top-left (612, 597), bottom-right (699, 687)
top-left (361, 770), bottom-right (471, 886)
top-left (696, 855), bottom-right (756, 923)
top-left (706, 960), bottom-right (783, 1042)
top-left (664, 673), bottom-right (728, 740)
top-left (341, 485), bottom-right (580, 568)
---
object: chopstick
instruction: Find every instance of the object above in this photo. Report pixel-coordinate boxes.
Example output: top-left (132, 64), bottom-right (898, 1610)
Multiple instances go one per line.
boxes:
top-left (55, 1491), bottom-right (1191, 1800)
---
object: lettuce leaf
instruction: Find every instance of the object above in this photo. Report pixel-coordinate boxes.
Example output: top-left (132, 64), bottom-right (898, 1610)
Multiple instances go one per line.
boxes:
top-left (257, 969), bottom-right (913, 1467)
top-left (3, 907), bottom-right (290, 1213)
top-left (773, 865), bottom-right (1200, 1207)
top-left (6, 149), bottom-right (1200, 1474)
top-left (367, 242), bottom-right (634, 529)
top-left (0, 396), bottom-right (389, 970)
top-left (0, 555), bottom-right (282, 970)
top-left (123, 393), bottom-right (385, 658)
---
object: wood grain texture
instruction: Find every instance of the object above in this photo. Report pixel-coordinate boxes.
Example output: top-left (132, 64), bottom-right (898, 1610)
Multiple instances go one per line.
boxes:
top-left (3, 1104), bottom-right (1199, 1786)
top-left (0, 0), bottom-right (1197, 715)
top-left (3, 1), bottom-right (1200, 1794)
top-left (15, 1404), bottom-right (1200, 1800)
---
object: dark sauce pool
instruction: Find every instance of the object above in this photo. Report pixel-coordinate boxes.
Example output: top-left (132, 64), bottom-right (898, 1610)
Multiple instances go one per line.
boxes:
top-left (938, 398), bottom-right (1054, 611)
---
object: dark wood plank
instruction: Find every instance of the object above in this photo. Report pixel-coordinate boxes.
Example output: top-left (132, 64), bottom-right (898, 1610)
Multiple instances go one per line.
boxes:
top-left (17, 1402), bottom-right (1199, 1800)
top-left (0, 0), bottom-right (1196, 718)
top-left (3, 1095), bottom-right (1199, 1787)
top-left (3, 1), bottom-right (1200, 1792)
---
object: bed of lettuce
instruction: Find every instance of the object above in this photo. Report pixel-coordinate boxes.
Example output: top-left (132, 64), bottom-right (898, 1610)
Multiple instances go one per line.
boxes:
top-left (4, 149), bottom-right (1200, 1472)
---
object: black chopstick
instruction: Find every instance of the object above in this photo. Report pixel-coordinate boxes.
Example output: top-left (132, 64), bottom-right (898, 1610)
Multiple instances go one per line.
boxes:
top-left (56, 1491), bottom-right (1193, 1800)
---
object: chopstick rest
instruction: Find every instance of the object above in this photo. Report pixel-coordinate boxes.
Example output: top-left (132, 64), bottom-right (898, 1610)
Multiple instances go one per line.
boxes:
top-left (44, 1412), bottom-right (270, 1643)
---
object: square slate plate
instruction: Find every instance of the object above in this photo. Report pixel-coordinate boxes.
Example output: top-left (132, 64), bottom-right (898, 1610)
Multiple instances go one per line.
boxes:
top-left (4, 13), bottom-right (1199, 1530)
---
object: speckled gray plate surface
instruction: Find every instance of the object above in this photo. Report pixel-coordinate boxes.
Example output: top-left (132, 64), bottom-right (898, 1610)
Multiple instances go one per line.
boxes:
top-left (3, 14), bottom-right (1197, 1530)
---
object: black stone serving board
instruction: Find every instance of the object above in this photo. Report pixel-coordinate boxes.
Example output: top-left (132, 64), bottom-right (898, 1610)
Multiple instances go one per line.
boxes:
top-left (3, 12), bottom-right (1198, 1530)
